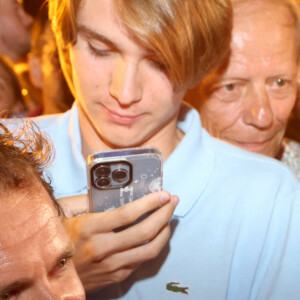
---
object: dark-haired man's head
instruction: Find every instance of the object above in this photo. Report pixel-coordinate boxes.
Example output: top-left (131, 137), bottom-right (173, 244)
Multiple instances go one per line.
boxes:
top-left (0, 122), bottom-right (85, 299)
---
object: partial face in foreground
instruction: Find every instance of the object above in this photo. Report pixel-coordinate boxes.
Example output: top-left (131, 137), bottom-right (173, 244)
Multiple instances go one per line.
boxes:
top-left (199, 0), bottom-right (298, 158)
top-left (70, 0), bottom-right (185, 150)
top-left (0, 183), bottom-right (85, 299)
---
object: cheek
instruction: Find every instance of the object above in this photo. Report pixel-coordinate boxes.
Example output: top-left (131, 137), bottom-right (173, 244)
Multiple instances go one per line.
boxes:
top-left (272, 98), bottom-right (296, 125)
top-left (200, 98), bottom-right (241, 134)
top-left (72, 58), bottom-right (111, 106)
top-left (157, 89), bottom-right (184, 111)
top-left (59, 261), bottom-right (85, 297)
top-left (141, 64), bottom-right (177, 102)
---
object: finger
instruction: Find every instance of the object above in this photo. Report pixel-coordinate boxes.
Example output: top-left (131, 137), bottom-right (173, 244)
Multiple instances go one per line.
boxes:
top-left (113, 195), bottom-right (177, 248)
top-left (93, 224), bottom-right (171, 273)
top-left (83, 191), bottom-right (177, 234)
top-left (57, 194), bottom-right (89, 217)
top-left (81, 267), bottom-right (136, 292)
top-left (90, 196), bottom-right (177, 260)
top-left (79, 225), bottom-right (171, 291)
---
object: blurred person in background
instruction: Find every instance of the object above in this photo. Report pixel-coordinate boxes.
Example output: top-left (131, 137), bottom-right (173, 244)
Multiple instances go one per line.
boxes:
top-left (27, 4), bottom-right (74, 115)
top-left (0, 54), bottom-right (26, 117)
top-left (185, 0), bottom-right (300, 180)
top-left (0, 0), bottom-right (33, 63)
top-left (0, 0), bottom-right (42, 112)
top-left (22, 0), bottom-right (44, 18)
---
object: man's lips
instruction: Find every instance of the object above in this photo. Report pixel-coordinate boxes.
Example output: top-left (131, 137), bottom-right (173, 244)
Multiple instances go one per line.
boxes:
top-left (232, 138), bottom-right (273, 150)
top-left (104, 106), bottom-right (145, 126)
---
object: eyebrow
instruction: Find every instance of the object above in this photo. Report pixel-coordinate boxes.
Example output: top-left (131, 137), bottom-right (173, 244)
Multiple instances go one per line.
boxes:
top-left (50, 242), bottom-right (75, 271)
top-left (0, 244), bottom-right (75, 296)
top-left (0, 280), bottom-right (31, 296)
top-left (77, 24), bottom-right (119, 50)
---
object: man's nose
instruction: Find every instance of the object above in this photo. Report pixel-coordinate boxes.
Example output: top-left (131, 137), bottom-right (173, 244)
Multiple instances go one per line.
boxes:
top-left (109, 57), bottom-right (142, 106)
top-left (34, 277), bottom-right (86, 300)
top-left (243, 88), bottom-right (273, 129)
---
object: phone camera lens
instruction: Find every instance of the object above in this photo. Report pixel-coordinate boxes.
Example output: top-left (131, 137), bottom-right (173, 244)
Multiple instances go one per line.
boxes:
top-left (112, 168), bottom-right (128, 182)
top-left (95, 177), bottom-right (111, 188)
top-left (95, 165), bottom-right (111, 177)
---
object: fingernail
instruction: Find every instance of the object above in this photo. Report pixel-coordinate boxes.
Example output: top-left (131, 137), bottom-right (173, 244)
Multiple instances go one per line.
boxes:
top-left (171, 195), bottom-right (179, 206)
top-left (160, 191), bottom-right (170, 204)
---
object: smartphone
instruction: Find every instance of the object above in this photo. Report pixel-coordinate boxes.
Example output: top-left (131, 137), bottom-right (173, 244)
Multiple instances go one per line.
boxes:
top-left (87, 147), bottom-right (163, 213)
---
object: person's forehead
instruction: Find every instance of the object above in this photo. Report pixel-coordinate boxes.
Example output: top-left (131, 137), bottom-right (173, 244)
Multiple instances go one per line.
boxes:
top-left (204, 2), bottom-right (298, 85)
top-left (234, 0), bottom-right (296, 30)
top-left (0, 185), bottom-right (62, 249)
top-left (76, 0), bottom-right (150, 55)
top-left (0, 199), bottom-right (70, 293)
top-left (230, 1), bottom-right (298, 67)
top-left (77, 0), bottom-right (120, 30)
top-left (0, 184), bottom-right (70, 278)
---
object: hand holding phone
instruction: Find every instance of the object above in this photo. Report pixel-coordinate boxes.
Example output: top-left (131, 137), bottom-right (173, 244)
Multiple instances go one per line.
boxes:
top-left (61, 191), bottom-right (179, 291)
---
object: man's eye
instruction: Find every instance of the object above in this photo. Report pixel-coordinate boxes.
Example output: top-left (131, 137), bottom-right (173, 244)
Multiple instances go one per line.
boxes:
top-left (3, 293), bottom-right (10, 299)
top-left (211, 81), bottom-right (243, 102)
top-left (275, 78), bottom-right (286, 87)
top-left (0, 291), bottom-right (17, 300)
top-left (2, 293), bottom-right (9, 300)
top-left (223, 83), bottom-right (236, 91)
top-left (59, 258), bottom-right (67, 268)
top-left (88, 43), bottom-right (112, 57)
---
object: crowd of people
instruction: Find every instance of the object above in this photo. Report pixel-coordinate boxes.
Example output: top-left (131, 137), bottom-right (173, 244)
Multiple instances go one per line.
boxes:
top-left (0, 0), bottom-right (300, 299)
top-left (0, 0), bottom-right (74, 115)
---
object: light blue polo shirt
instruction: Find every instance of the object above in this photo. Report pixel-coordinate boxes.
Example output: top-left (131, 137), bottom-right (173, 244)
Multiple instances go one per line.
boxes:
top-left (32, 103), bottom-right (300, 299)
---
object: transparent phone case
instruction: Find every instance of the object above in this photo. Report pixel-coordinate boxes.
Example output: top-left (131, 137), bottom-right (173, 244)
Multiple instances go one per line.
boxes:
top-left (87, 147), bottom-right (163, 213)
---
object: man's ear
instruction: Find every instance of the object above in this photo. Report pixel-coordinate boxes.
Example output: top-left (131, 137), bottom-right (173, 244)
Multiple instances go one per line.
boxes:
top-left (28, 55), bottom-right (43, 89)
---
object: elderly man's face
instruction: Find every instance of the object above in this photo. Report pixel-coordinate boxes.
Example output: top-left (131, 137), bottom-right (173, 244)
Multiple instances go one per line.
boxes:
top-left (0, 183), bottom-right (85, 299)
top-left (199, 0), bottom-right (298, 158)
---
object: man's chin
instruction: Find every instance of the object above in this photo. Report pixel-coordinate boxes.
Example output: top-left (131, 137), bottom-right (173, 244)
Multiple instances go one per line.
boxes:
top-left (101, 136), bottom-right (145, 149)
top-left (241, 144), bottom-right (278, 158)
top-left (224, 138), bottom-right (278, 158)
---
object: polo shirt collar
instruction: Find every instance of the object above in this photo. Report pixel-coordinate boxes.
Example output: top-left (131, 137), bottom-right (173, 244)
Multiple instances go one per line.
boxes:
top-left (164, 104), bottom-right (215, 217)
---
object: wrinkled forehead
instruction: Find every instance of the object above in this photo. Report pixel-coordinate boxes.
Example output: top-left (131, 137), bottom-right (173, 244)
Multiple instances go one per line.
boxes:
top-left (231, 0), bottom-right (299, 60)
top-left (233, 0), bottom-right (297, 29)
top-left (0, 188), bottom-right (58, 249)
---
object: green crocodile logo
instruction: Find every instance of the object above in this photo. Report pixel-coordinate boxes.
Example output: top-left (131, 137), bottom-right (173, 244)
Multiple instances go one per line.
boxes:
top-left (166, 282), bottom-right (189, 294)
